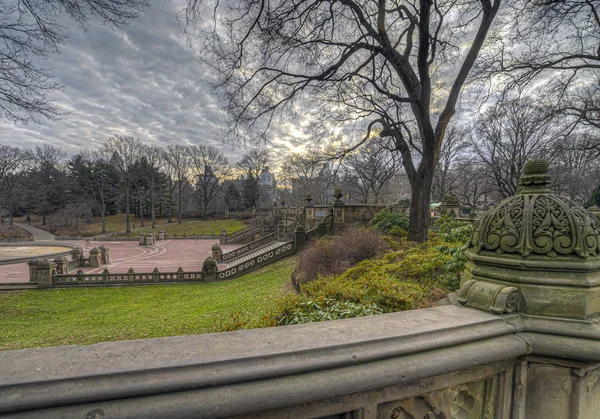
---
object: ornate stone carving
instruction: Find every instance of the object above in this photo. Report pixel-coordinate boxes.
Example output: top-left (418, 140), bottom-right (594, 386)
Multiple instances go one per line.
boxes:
top-left (468, 159), bottom-right (600, 259)
top-left (385, 377), bottom-right (496, 419)
top-left (457, 280), bottom-right (526, 314)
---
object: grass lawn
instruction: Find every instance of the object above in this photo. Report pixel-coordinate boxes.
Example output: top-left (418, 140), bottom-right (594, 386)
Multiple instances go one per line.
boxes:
top-left (13, 214), bottom-right (248, 237)
top-left (0, 258), bottom-right (295, 351)
top-left (118, 219), bottom-right (248, 237)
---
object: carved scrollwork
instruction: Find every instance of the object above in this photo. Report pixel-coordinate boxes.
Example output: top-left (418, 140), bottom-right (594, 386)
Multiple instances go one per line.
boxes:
top-left (457, 280), bottom-right (526, 314)
top-left (468, 193), bottom-right (600, 259)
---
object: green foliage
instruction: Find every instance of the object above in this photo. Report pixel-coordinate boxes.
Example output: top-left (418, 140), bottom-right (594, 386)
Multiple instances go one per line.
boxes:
top-left (433, 216), bottom-right (473, 243)
top-left (369, 209), bottom-right (409, 234)
top-left (277, 298), bottom-right (384, 325)
top-left (389, 225), bottom-right (408, 237)
top-left (587, 183), bottom-right (600, 208)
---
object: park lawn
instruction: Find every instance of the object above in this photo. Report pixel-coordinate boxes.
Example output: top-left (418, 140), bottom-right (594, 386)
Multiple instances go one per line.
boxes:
top-left (119, 219), bottom-right (248, 237)
top-left (0, 258), bottom-right (296, 351)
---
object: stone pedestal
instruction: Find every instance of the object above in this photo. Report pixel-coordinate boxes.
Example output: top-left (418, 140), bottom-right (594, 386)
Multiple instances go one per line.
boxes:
top-left (202, 257), bottom-right (218, 282)
top-left (295, 226), bottom-right (306, 250)
top-left (27, 259), bottom-right (57, 288)
top-left (53, 257), bottom-right (69, 275)
top-left (89, 248), bottom-right (100, 268)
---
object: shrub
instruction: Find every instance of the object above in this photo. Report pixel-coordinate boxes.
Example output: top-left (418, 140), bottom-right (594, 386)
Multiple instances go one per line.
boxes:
top-left (277, 298), bottom-right (384, 325)
top-left (389, 225), bottom-right (408, 238)
top-left (369, 209), bottom-right (409, 234)
top-left (295, 227), bottom-right (388, 285)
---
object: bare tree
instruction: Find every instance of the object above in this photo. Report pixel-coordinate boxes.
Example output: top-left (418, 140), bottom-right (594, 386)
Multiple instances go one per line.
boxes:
top-left (68, 151), bottom-right (117, 234)
top-left (183, 0), bottom-right (501, 242)
top-left (431, 127), bottom-right (469, 202)
top-left (0, 0), bottom-right (147, 123)
top-left (189, 145), bottom-right (231, 218)
top-left (165, 145), bottom-right (190, 224)
top-left (553, 133), bottom-right (600, 204)
top-left (477, 0), bottom-right (599, 131)
top-left (470, 98), bottom-right (563, 198)
top-left (451, 162), bottom-right (496, 211)
top-left (0, 145), bottom-right (29, 224)
top-left (102, 135), bottom-right (142, 233)
top-left (29, 144), bottom-right (66, 225)
top-left (237, 147), bottom-right (270, 208)
top-left (280, 153), bottom-right (336, 205)
top-left (343, 139), bottom-right (399, 204)
top-left (143, 145), bottom-right (162, 228)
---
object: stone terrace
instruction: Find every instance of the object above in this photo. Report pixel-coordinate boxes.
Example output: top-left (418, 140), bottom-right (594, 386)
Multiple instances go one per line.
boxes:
top-left (0, 239), bottom-right (241, 284)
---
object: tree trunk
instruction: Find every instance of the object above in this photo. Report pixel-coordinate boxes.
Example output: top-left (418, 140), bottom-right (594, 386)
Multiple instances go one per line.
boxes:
top-left (101, 202), bottom-right (106, 234)
top-left (178, 183), bottom-right (183, 224)
top-left (151, 180), bottom-right (156, 228)
top-left (125, 187), bottom-right (131, 233)
top-left (9, 204), bottom-right (14, 225)
top-left (139, 192), bottom-right (145, 227)
top-left (42, 208), bottom-right (46, 226)
top-left (407, 166), bottom-right (435, 243)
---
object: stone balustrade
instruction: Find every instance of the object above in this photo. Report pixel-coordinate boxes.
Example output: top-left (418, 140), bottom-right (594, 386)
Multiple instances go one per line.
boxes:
top-left (1, 304), bottom-right (598, 418)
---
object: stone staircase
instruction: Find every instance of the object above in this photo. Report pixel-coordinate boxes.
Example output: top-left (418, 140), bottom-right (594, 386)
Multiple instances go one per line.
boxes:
top-left (222, 241), bottom-right (290, 268)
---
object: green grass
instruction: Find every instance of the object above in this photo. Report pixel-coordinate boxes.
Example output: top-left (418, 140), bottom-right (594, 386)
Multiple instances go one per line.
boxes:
top-left (13, 214), bottom-right (248, 238)
top-left (119, 219), bottom-right (248, 237)
top-left (0, 258), bottom-right (296, 351)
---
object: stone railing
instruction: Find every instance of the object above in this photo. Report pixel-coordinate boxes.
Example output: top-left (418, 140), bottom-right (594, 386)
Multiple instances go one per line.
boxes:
top-left (221, 224), bottom-right (263, 244)
top-left (217, 241), bottom-right (296, 281)
top-left (2, 304), bottom-right (598, 418)
top-left (53, 268), bottom-right (205, 287)
top-left (220, 232), bottom-right (278, 262)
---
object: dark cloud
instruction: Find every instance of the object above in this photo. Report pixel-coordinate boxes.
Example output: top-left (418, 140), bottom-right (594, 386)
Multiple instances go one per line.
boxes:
top-left (0, 0), bottom-right (301, 167)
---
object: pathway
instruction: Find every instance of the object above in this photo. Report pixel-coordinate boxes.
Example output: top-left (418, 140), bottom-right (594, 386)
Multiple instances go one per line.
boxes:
top-left (13, 223), bottom-right (55, 241)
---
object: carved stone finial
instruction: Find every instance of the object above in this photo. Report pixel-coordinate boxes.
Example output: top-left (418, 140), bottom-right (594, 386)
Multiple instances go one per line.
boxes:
top-left (517, 158), bottom-right (552, 194)
top-left (461, 158), bottom-right (600, 320)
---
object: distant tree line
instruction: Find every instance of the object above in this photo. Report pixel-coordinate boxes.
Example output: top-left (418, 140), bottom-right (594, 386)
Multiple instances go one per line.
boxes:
top-left (0, 137), bottom-right (276, 233)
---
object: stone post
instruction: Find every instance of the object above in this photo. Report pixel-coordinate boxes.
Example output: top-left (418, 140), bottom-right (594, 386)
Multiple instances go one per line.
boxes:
top-left (89, 248), bottom-right (100, 268)
top-left (294, 226), bottom-right (306, 250)
top-left (176, 266), bottom-right (184, 281)
top-left (220, 229), bottom-right (227, 244)
top-left (202, 257), bottom-right (218, 282)
top-left (70, 247), bottom-right (83, 266)
top-left (276, 221), bottom-right (286, 241)
top-left (101, 267), bottom-right (110, 284)
top-left (152, 267), bottom-right (160, 282)
top-left (53, 256), bottom-right (69, 275)
top-left (27, 259), bottom-right (57, 288)
top-left (158, 230), bottom-right (166, 241)
top-left (456, 159), bottom-right (600, 419)
top-left (211, 243), bottom-right (223, 262)
top-left (127, 267), bottom-right (135, 283)
top-left (98, 245), bottom-right (107, 265)
top-left (139, 234), bottom-right (145, 246)
top-left (104, 247), bottom-right (110, 264)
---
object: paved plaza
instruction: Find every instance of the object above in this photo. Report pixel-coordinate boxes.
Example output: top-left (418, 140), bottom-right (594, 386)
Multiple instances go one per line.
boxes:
top-left (0, 239), bottom-right (240, 283)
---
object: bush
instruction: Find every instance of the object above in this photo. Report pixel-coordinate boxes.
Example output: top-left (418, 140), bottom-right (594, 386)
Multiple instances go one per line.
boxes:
top-left (277, 298), bottom-right (384, 325)
top-left (369, 209), bottom-right (409, 234)
top-left (389, 225), bottom-right (408, 237)
top-left (295, 227), bottom-right (388, 285)
top-left (433, 216), bottom-right (473, 243)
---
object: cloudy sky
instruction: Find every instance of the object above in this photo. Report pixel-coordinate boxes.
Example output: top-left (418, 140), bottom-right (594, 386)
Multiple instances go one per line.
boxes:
top-left (0, 0), bottom-right (304, 167)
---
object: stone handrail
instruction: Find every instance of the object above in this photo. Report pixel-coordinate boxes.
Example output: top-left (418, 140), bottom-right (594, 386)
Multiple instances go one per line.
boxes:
top-left (217, 240), bottom-right (295, 281)
top-left (221, 232), bottom-right (278, 262)
top-left (3, 305), bottom-right (598, 418)
top-left (222, 224), bottom-right (263, 244)
top-left (53, 268), bottom-right (205, 286)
